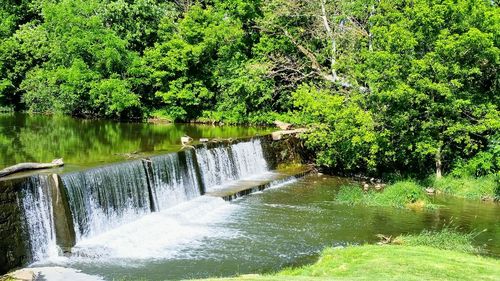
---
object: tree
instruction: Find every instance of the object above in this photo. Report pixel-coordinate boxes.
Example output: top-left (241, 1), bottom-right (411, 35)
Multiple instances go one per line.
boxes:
top-left (100, 0), bottom-right (174, 54)
top-left (257, 0), bottom-right (373, 88)
top-left (292, 84), bottom-right (378, 173)
top-left (143, 4), bottom-right (248, 121)
top-left (364, 0), bottom-right (499, 176)
top-left (0, 22), bottom-right (49, 109)
top-left (19, 0), bottom-right (141, 118)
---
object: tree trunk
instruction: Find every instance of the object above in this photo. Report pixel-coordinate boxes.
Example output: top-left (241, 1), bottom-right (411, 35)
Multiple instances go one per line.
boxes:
top-left (320, 0), bottom-right (338, 81)
top-left (435, 148), bottom-right (442, 179)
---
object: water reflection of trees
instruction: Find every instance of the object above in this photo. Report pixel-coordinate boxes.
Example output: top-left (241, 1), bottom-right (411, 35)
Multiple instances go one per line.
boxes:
top-left (0, 114), bottom-right (271, 168)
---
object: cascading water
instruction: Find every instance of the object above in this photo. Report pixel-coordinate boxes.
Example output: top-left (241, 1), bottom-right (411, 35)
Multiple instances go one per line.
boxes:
top-left (231, 139), bottom-right (269, 178)
top-left (13, 138), bottom-right (273, 264)
top-left (149, 150), bottom-right (201, 211)
top-left (18, 175), bottom-right (58, 261)
top-left (61, 161), bottom-right (152, 240)
top-left (196, 139), bottom-right (269, 191)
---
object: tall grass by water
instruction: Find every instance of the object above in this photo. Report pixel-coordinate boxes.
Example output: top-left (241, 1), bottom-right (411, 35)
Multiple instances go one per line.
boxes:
top-left (335, 181), bottom-right (434, 209)
top-left (430, 175), bottom-right (498, 200)
top-left (395, 227), bottom-right (484, 254)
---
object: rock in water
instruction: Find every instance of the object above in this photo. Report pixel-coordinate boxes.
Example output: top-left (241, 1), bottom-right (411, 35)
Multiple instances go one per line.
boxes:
top-left (5, 268), bottom-right (35, 281)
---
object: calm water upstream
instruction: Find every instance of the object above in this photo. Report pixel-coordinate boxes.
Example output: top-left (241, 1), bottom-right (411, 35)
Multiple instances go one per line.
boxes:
top-left (0, 113), bottom-right (272, 172)
top-left (34, 175), bottom-right (500, 281)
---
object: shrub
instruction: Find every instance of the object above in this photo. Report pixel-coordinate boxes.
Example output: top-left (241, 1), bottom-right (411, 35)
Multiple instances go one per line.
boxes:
top-left (370, 181), bottom-right (428, 208)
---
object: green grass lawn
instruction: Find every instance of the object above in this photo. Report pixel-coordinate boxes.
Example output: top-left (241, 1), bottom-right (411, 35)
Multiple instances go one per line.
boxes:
top-left (195, 245), bottom-right (500, 281)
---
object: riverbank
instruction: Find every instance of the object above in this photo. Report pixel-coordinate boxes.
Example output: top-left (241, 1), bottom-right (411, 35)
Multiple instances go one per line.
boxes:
top-left (196, 230), bottom-right (499, 281)
top-left (197, 245), bottom-right (499, 281)
top-left (333, 174), bottom-right (498, 211)
top-left (430, 175), bottom-right (498, 201)
top-left (334, 180), bottom-right (437, 210)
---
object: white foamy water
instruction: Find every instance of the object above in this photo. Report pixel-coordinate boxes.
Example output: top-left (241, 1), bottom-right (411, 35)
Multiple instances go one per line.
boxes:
top-left (197, 139), bottom-right (269, 191)
top-left (267, 177), bottom-right (298, 190)
top-left (150, 150), bottom-right (201, 211)
top-left (19, 176), bottom-right (59, 261)
top-left (59, 196), bottom-right (238, 262)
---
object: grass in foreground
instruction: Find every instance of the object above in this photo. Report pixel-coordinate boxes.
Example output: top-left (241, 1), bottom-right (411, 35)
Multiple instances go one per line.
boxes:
top-left (334, 181), bottom-right (435, 209)
top-left (195, 229), bottom-right (498, 281)
top-left (196, 245), bottom-right (499, 281)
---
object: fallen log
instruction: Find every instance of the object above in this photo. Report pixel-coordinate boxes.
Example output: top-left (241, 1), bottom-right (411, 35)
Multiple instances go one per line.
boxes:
top-left (0, 158), bottom-right (64, 178)
top-left (273, 120), bottom-right (293, 130)
top-left (271, 128), bottom-right (308, 141)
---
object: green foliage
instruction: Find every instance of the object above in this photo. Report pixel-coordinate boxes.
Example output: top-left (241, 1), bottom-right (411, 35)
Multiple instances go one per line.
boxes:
top-left (20, 0), bottom-right (138, 118)
top-left (371, 181), bottom-right (430, 208)
top-left (0, 22), bottom-right (49, 107)
top-left (99, 0), bottom-right (174, 53)
top-left (0, 9), bottom-right (16, 39)
top-left (143, 4), bottom-right (244, 121)
top-left (0, 106), bottom-right (14, 113)
top-left (334, 185), bottom-right (364, 205)
top-left (0, 0), bottom-right (498, 176)
top-left (363, 0), bottom-right (500, 175)
top-left (141, 2), bottom-right (273, 122)
top-left (395, 228), bottom-right (482, 254)
top-left (451, 134), bottom-right (500, 178)
top-left (89, 78), bottom-right (141, 118)
top-left (21, 60), bottom-right (97, 114)
top-left (292, 84), bottom-right (378, 172)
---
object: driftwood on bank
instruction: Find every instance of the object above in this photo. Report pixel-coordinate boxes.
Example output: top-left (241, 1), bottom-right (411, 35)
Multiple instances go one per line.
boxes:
top-left (181, 135), bottom-right (193, 146)
top-left (271, 128), bottom-right (308, 141)
top-left (0, 158), bottom-right (64, 178)
top-left (273, 120), bottom-right (293, 130)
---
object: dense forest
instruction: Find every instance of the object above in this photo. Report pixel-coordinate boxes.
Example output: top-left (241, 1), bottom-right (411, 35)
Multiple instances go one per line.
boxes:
top-left (1, 0), bottom-right (499, 179)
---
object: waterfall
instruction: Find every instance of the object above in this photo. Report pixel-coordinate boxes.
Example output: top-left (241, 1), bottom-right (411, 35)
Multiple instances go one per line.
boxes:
top-left (44, 138), bottom-right (270, 245)
top-left (18, 175), bottom-right (58, 261)
top-left (149, 150), bottom-right (201, 211)
top-left (0, 136), bottom-right (295, 274)
top-left (231, 139), bottom-right (269, 178)
top-left (196, 139), bottom-right (269, 191)
top-left (61, 161), bottom-right (151, 240)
